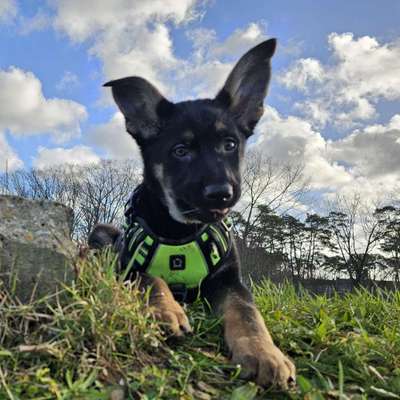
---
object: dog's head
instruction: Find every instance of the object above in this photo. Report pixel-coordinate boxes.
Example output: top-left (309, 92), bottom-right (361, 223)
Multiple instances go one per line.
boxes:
top-left (105, 39), bottom-right (276, 224)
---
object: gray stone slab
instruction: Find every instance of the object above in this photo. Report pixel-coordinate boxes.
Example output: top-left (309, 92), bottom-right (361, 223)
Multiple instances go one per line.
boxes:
top-left (0, 195), bottom-right (77, 302)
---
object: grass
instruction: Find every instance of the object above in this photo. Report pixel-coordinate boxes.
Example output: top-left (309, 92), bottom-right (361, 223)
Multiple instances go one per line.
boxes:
top-left (0, 250), bottom-right (399, 399)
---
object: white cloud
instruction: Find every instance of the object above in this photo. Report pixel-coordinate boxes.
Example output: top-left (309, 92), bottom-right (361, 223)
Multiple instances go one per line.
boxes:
top-left (280, 33), bottom-right (400, 128)
top-left (363, 114), bottom-right (400, 134)
top-left (0, 133), bottom-right (23, 172)
top-left (209, 22), bottom-right (267, 59)
top-left (53, 0), bottom-right (198, 42)
top-left (175, 59), bottom-right (232, 99)
top-left (254, 107), bottom-right (400, 206)
top-left (0, 0), bottom-right (16, 22)
top-left (0, 67), bottom-right (87, 143)
top-left (279, 58), bottom-right (325, 91)
top-left (254, 106), bottom-right (352, 190)
top-left (95, 23), bottom-right (178, 94)
top-left (293, 100), bottom-right (330, 127)
top-left (52, 1), bottom-right (269, 100)
top-left (180, 22), bottom-right (268, 98)
top-left (88, 112), bottom-right (140, 160)
top-left (18, 10), bottom-right (51, 35)
top-left (33, 145), bottom-right (100, 169)
top-left (56, 71), bottom-right (79, 91)
top-left (276, 32), bottom-right (400, 205)
top-left (188, 22), bottom-right (267, 61)
top-left (328, 32), bottom-right (400, 102)
top-left (322, 175), bottom-right (398, 206)
top-left (329, 114), bottom-right (400, 178)
top-left (52, 0), bottom-right (200, 94)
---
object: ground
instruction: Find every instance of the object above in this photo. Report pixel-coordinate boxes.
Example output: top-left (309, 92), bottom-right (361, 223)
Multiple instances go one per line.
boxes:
top-left (0, 250), bottom-right (399, 399)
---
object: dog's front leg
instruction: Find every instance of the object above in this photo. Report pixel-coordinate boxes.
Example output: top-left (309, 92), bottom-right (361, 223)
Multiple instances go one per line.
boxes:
top-left (139, 274), bottom-right (192, 337)
top-left (202, 262), bottom-right (295, 389)
top-left (221, 290), bottom-right (295, 389)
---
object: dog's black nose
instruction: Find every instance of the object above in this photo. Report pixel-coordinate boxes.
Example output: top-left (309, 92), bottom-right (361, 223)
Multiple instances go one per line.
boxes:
top-left (203, 184), bottom-right (233, 202)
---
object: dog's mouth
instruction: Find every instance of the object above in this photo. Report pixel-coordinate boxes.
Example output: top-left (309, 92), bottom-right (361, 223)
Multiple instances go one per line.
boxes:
top-left (180, 204), bottom-right (231, 223)
top-left (173, 196), bottom-right (234, 224)
top-left (208, 207), bottom-right (230, 219)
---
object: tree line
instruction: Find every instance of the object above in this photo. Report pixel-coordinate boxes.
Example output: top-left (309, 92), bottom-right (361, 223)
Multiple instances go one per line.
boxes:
top-left (233, 199), bottom-right (400, 285)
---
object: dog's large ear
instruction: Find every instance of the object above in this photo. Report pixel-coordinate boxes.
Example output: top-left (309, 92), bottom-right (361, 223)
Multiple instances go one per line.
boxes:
top-left (215, 38), bottom-right (277, 136)
top-left (104, 77), bottom-right (174, 144)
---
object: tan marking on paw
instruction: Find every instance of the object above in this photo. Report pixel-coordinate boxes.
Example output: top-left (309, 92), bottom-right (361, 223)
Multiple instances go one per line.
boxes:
top-left (230, 336), bottom-right (295, 389)
top-left (148, 277), bottom-right (192, 337)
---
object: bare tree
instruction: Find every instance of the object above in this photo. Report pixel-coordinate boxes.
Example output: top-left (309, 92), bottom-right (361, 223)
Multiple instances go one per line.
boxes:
top-left (75, 160), bottom-right (141, 238)
top-left (375, 204), bottom-right (400, 281)
top-left (326, 195), bottom-right (386, 285)
top-left (239, 149), bottom-right (309, 245)
top-left (0, 160), bottom-right (142, 240)
top-left (0, 166), bottom-right (76, 201)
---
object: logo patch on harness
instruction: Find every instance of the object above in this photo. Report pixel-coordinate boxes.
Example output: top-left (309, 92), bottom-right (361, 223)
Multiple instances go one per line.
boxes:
top-left (170, 255), bottom-right (186, 270)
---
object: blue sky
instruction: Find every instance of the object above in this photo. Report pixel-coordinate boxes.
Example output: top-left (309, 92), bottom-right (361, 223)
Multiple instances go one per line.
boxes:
top-left (1, 0), bottom-right (400, 204)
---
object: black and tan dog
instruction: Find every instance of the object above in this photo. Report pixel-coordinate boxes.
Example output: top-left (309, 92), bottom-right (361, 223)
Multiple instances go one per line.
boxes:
top-left (89, 39), bottom-right (295, 389)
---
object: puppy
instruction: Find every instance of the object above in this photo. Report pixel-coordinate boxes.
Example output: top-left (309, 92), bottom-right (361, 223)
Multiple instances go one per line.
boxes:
top-left (89, 39), bottom-right (295, 389)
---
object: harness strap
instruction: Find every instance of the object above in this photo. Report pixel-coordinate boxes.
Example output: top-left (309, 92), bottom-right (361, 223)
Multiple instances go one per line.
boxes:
top-left (121, 188), bottom-right (233, 299)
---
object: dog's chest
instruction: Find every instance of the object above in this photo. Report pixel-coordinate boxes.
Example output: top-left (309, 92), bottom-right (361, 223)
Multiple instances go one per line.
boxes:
top-left (121, 214), bottom-right (232, 297)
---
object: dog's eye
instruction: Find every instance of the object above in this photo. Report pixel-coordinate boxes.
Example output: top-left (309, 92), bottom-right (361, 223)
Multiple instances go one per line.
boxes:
top-left (172, 144), bottom-right (190, 158)
top-left (224, 138), bottom-right (237, 152)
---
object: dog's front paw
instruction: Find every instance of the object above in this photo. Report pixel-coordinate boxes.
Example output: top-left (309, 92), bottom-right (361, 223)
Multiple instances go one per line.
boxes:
top-left (230, 336), bottom-right (295, 389)
top-left (151, 296), bottom-right (192, 337)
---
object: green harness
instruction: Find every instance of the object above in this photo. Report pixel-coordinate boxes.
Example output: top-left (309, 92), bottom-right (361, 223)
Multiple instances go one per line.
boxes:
top-left (122, 191), bottom-right (233, 299)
